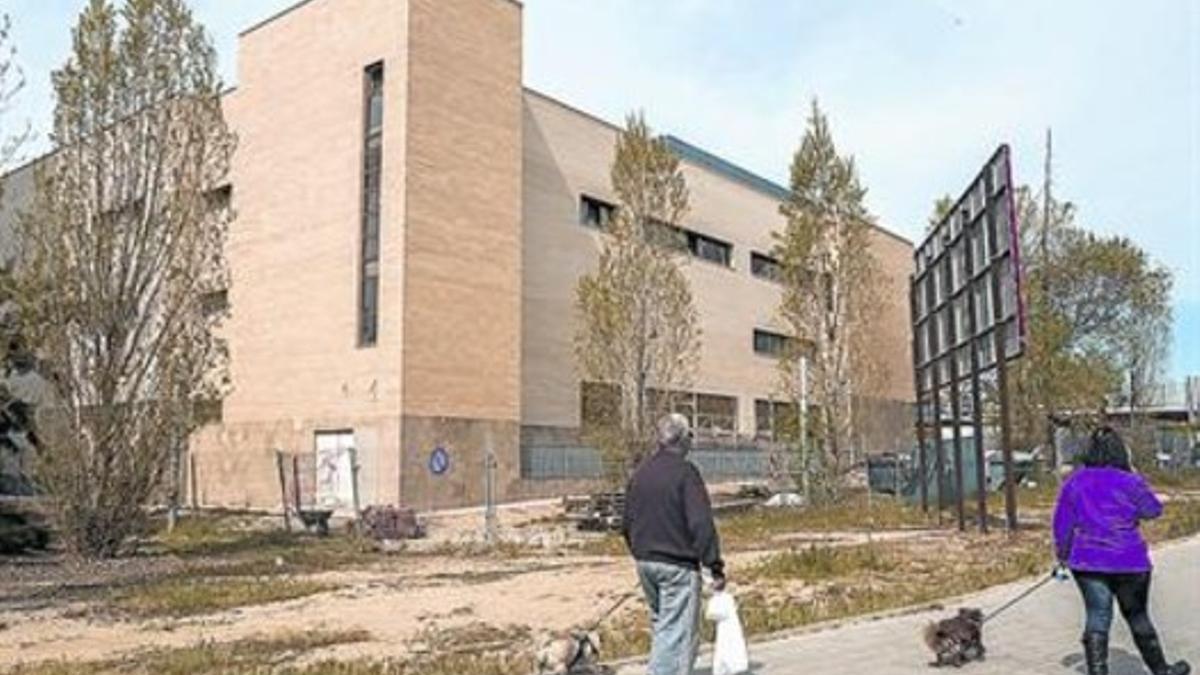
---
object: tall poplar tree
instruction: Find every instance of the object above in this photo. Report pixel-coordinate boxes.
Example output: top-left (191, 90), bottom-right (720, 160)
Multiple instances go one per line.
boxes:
top-left (574, 113), bottom-right (700, 480)
top-left (775, 101), bottom-right (882, 502)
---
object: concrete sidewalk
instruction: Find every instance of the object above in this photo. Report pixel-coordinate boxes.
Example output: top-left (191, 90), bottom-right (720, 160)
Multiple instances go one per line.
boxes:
top-left (618, 536), bottom-right (1199, 674)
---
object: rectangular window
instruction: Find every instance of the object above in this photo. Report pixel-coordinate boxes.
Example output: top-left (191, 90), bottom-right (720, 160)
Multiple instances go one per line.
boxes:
top-left (647, 389), bottom-right (737, 438)
top-left (687, 231), bottom-right (732, 267)
top-left (580, 195), bottom-right (616, 229)
top-left (359, 62), bottom-right (384, 347)
top-left (753, 329), bottom-right (790, 358)
top-left (695, 393), bottom-right (738, 437)
top-left (755, 399), bottom-right (796, 441)
top-left (751, 252), bottom-right (782, 282)
top-left (646, 218), bottom-right (688, 251)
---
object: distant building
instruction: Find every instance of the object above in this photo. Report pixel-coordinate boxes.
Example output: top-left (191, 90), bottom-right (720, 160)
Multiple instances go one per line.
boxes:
top-left (0, 0), bottom-right (916, 509)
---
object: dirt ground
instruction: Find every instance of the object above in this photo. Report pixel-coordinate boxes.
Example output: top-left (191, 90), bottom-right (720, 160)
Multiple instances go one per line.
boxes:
top-left (0, 484), bottom-right (1191, 673)
top-left (0, 495), bottom-right (897, 669)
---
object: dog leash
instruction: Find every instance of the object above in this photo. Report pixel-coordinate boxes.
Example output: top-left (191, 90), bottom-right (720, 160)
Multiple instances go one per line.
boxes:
top-left (586, 586), bottom-right (639, 633)
top-left (982, 570), bottom-right (1058, 624)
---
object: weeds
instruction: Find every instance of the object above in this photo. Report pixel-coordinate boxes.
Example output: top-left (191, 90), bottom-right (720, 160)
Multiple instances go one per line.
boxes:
top-left (1145, 497), bottom-right (1200, 542)
top-left (108, 576), bottom-right (335, 619)
top-left (4, 630), bottom-right (371, 675)
top-left (747, 544), bottom-right (891, 583)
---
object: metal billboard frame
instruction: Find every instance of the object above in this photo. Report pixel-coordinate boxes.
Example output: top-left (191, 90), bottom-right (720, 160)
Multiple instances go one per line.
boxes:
top-left (910, 144), bottom-right (1026, 532)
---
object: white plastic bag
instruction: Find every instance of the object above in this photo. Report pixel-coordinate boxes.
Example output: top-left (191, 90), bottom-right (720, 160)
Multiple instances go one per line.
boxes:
top-left (705, 591), bottom-right (749, 675)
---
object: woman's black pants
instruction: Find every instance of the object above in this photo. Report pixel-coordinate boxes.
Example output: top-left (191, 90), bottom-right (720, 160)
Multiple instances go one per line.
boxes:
top-left (1073, 570), bottom-right (1158, 638)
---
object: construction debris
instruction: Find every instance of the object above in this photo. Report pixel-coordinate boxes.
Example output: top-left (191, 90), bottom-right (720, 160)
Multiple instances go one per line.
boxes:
top-left (359, 505), bottom-right (426, 541)
top-left (563, 492), bottom-right (625, 532)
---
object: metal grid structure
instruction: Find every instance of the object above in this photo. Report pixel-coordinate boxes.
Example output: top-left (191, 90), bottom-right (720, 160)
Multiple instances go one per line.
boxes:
top-left (910, 144), bottom-right (1026, 532)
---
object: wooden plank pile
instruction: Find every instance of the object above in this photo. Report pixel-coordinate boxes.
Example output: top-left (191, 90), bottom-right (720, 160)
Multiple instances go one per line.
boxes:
top-left (563, 491), bottom-right (625, 532)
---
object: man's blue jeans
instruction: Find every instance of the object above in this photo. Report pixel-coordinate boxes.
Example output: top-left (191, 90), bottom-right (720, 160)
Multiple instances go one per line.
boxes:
top-left (636, 560), bottom-right (702, 675)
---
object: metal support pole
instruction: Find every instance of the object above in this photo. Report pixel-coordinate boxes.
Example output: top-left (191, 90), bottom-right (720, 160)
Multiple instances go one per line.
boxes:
top-left (189, 452), bottom-right (199, 510)
top-left (994, 321), bottom-right (1019, 532)
top-left (950, 373), bottom-right (967, 532)
top-left (349, 446), bottom-right (362, 530)
top-left (484, 450), bottom-right (498, 545)
top-left (964, 231), bottom-right (989, 533)
top-left (991, 146), bottom-right (1021, 532)
top-left (291, 455), bottom-right (303, 516)
top-left (932, 371), bottom-right (946, 525)
top-left (167, 429), bottom-right (182, 533)
top-left (275, 451), bottom-right (292, 532)
top-left (916, 402), bottom-right (929, 512)
top-left (946, 266), bottom-right (967, 531)
top-left (909, 278), bottom-right (929, 512)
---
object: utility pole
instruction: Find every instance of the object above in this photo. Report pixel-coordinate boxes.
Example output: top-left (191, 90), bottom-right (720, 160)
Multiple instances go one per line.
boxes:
top-left (1041, 128), bottom-right (1059, 476)
top-left (1042, 128), bottom-right (1052, 269)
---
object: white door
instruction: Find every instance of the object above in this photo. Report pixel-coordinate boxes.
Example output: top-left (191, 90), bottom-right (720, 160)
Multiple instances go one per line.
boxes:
top-left (315, 431), bottom-right (356, 510)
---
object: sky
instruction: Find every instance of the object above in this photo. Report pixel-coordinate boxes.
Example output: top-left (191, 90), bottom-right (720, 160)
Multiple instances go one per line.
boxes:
top-left (3, 0), bottom-right (1198, 378)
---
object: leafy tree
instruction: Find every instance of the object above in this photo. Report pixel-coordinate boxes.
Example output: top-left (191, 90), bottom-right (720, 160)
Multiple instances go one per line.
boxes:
top-left (1011, 186), bottom-right (1172, 462)
top-left (9, 0), bottom-right (234, 557)
top-left (775, 101), bottom-right (883, 502)
top-left (574, 112), bottom-right (700, 481)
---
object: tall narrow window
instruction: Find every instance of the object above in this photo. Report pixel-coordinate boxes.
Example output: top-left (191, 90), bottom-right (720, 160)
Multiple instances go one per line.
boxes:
top-left (359, 63), bottom-right (384, 347)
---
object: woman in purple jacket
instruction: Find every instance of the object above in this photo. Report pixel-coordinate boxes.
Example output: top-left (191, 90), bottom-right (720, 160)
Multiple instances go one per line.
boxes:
top-left (1053, 427), bottom-right (1190, 675)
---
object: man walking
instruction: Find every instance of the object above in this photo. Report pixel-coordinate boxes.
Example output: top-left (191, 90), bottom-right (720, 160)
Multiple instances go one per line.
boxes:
top-left (622, 413), bottom-right (726, 675)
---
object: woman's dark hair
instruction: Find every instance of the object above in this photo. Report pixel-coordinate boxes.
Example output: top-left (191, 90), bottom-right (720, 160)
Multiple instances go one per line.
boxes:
top-left (1080, 426), bottom-right (1132, 471)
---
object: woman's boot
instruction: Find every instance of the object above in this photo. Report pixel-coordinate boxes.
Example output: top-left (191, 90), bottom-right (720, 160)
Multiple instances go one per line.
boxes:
top-left (1132, 632), bottom-right (1191, 675)
top-left (1082, 632), bottom-right (1109, 675)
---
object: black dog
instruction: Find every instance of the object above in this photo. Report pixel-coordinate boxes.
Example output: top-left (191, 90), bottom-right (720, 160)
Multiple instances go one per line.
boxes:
top-left (924, 608), bottom-right (986, 668)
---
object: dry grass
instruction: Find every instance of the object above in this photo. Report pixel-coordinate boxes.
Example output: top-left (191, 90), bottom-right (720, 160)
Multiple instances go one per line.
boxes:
top-left (3, 630), bottom-right (371, 675)
top-left (1145, 496), bottom-right (1200, 542)
top-left (745, 544), bottom-right (891, 584)
top-left (599, 495), bottom-right (1200, 663)
top-left (1145, 468), bottom-right (1200, 492)
top-left (579, 491), bottom-right (931, 557)
top-left (719, 492), bottom-right (929, 550)
top-left (2, 624), bottom-right (536, 675)
top-left (155, 516), bottom-right (386, 573)
top-left (106, 576), bottom-right (336, 619)
top-left (601, 530), bottom-right (1049, 661)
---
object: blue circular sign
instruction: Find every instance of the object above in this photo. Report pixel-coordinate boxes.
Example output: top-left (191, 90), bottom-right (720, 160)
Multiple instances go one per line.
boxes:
top-left (429, 447), bottom-right (450, 476)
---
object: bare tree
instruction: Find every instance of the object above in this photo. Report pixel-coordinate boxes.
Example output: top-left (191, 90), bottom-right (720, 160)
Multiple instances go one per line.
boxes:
top-left (574, 112), bottom-right (700, 481)
top-left (775, 100), bottom-right (883, 503)
top-left (9, 0), bottom-right (234, 557)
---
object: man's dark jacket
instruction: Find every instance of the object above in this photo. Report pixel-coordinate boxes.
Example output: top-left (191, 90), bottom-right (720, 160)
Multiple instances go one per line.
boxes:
top-left (621, 449), bottom-right (725, 578)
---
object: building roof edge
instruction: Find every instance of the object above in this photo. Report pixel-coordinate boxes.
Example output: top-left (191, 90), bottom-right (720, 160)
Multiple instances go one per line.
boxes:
top-left (524, 87), bottom-right (913, 248)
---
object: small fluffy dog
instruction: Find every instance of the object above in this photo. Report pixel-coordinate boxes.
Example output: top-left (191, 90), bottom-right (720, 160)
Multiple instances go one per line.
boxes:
top-left (534, 631), bottom-right (614, 675)
top-left (923, 607), bottom-right (986, 668)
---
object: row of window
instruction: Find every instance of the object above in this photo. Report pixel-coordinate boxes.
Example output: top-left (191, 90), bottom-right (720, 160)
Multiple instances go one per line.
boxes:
top-left (580, 195), bottom-right (780, 278)
top-left (580, 382), bottom-right (804, 442)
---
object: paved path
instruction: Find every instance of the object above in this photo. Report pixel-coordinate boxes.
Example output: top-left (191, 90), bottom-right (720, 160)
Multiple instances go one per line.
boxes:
top-left (619, 536), bottom-right (1199, 674)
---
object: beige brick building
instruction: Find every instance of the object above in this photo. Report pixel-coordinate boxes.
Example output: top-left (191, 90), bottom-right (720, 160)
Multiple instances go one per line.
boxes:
top-left (1, 0), bottom-right (916, 510)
